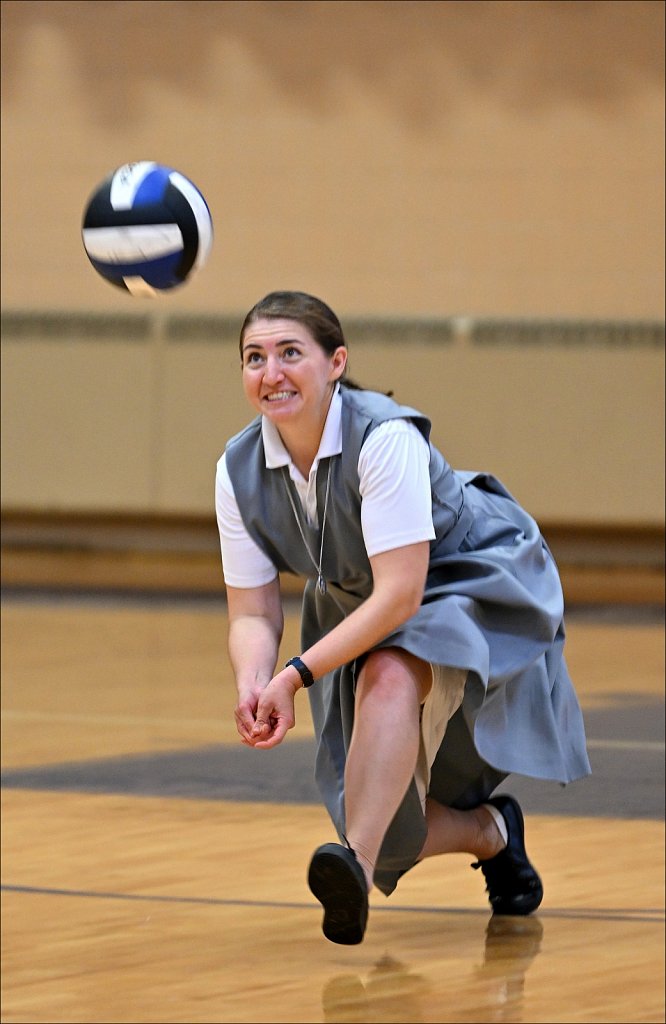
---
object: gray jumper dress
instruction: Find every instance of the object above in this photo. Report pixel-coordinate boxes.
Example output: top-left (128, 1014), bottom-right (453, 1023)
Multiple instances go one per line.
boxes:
top-left (224, 386), bottom-right (591, 895)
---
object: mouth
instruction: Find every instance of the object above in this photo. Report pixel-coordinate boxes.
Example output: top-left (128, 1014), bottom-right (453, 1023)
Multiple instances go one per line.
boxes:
top-left (263, 390), bottom-right (297, 404)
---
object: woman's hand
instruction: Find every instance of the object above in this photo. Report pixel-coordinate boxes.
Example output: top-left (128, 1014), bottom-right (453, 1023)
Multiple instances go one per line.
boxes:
top-left (234, 684), bottom-right (267, 745)
top-left (235, 668), bottom-right (301, 749)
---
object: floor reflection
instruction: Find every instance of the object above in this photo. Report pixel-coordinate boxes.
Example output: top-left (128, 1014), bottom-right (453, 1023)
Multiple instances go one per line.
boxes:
top-left (472, 916), bottom-right (544, 1023)
top-left (322, 955), bottom-right (430, 1024)
top-left (322, 916), bottom-right (544, 1024)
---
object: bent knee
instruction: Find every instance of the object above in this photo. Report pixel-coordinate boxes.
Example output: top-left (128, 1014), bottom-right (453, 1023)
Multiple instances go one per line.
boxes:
top-left (357, 647), bottom-right (432, 704)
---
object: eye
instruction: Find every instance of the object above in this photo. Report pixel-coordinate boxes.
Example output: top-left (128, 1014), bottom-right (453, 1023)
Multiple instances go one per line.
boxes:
top-left (282, 346), bottom-right (300, 359)
top-left (244, 351), bottom-right (264, 366)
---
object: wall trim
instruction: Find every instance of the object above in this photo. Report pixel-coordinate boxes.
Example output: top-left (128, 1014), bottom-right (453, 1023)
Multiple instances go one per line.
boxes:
top-left (2, 511), bottom-right (662, 605)
top-left (2, 311), bottom-right (664, 348)
top-left (2, 509), bottom-right (663, 566)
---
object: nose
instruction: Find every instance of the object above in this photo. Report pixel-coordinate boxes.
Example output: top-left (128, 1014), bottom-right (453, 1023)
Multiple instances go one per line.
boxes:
top-left (263, 354), bottom-right (285, 385)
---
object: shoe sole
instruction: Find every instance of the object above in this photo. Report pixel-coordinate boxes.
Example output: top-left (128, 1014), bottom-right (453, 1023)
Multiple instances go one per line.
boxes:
top-left (308, 845), bottom-right (368, 945)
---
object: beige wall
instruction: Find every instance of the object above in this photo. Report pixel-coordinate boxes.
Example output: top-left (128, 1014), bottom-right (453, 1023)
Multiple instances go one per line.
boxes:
top-left (2, 312), bottom-right (663, 523)
top-left (1, 1), bottom-right (664, 524)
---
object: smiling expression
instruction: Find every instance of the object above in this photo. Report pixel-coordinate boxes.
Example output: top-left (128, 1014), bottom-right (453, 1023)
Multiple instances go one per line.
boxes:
top-left (241, 318), bottom-right (347, 429)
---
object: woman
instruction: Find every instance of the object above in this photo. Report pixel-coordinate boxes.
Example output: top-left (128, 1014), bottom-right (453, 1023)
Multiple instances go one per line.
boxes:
top-left (216, 291), bottom-right (590, 946)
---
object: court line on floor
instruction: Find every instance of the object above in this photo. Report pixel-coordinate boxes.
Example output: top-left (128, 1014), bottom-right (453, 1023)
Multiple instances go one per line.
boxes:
top-left (586, 738), bottom-right (665, 751)
top-left (2, 883), bottom-right (662, 924)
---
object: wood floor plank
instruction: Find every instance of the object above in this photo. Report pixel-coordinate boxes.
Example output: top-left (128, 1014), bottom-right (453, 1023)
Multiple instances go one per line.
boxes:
top-left (1, 597), bottom-right (664, 1023)
top-left (2, 791), bottom-right (663, 1024)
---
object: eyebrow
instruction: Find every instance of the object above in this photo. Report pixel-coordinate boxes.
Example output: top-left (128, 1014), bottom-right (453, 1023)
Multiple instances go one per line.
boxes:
top-left (242, 338), bottom-right (302, 351)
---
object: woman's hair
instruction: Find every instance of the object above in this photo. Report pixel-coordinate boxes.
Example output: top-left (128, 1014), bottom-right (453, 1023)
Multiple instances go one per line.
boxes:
top-left (239, 291), bottom-right (365, 390)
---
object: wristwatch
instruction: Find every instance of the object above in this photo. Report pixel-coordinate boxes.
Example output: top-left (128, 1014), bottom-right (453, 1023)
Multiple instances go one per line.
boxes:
top-left (285, 656), bottom-right (315, 688)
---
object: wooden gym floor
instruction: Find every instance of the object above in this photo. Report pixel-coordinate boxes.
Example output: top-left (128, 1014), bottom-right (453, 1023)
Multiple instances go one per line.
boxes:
top-left (1, 561), bottom-right (664, 1023)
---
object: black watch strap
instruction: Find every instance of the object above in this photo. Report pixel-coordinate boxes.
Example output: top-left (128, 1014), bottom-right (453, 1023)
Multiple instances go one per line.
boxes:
top-left (285, 656), bottom-right (315, 688)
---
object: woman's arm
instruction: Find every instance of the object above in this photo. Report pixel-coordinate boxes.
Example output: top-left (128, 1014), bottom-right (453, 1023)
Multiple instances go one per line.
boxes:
top-left (303, 540), bottom-right (430, 676)
top-left (250, 540), bottom-right (430, 748)
top-left (226, 579), bottom-right (293, 745)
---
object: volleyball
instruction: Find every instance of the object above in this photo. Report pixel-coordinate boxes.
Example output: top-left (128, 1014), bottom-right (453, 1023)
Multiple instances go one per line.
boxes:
top-left (81, 162), bottom-right (213, 296)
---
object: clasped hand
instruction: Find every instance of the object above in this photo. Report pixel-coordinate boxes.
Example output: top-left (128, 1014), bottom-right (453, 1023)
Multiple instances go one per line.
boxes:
top-left (234, 668), bottom-right (301, 749)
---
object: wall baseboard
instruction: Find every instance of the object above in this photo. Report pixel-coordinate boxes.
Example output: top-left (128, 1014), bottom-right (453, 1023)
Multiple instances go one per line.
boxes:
top-left (1, 510), bottom-right (663, 605)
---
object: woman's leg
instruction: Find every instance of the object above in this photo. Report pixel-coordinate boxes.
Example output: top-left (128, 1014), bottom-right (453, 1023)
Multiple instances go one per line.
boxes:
top-left (343, 647), bottom-right (432, 890)
top-left (420, 799), bottom-right (506, 862)
top-left (309, 650), bottom-right (521, 944)
top-left (343, 648), bottom-right (505, 889)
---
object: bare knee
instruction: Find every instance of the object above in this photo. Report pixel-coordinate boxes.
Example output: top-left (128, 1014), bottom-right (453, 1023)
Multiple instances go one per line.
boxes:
top-left (356, 647), bottom-right (432, 707)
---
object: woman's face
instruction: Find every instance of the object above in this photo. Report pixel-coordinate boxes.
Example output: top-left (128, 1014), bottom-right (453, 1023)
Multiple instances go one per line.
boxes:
top-left (240, 318), bottom-right (347, 428)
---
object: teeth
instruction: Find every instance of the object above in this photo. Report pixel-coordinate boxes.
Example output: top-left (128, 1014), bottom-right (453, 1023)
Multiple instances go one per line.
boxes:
top-left (265, 391), bottom-right (294, 401)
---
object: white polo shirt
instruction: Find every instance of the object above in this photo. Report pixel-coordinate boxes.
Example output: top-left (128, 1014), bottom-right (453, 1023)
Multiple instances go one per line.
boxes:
top-left (215, 387), bottom-right (436, 588)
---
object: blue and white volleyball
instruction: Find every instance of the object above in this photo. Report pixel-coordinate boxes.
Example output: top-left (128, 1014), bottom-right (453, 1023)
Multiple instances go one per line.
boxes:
top-left (81, 162), bottom-right (213, 296)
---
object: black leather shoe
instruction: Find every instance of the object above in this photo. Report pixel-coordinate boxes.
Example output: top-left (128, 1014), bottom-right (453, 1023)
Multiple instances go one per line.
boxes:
top-left (471, 795), bottom-right (543, 916)
top-left (308, 843), bottom-right (369, 944)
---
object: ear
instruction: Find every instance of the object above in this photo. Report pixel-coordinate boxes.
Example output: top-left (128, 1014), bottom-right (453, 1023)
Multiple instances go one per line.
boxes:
top-left (330, 346), bottom-right (348, 380)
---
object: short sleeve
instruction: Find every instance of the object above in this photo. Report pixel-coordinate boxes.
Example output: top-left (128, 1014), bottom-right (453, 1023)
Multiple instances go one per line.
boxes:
top-left (215, 454), bottom-right (279, 588)
top-left (358, 420), bottom-right (435, 557)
